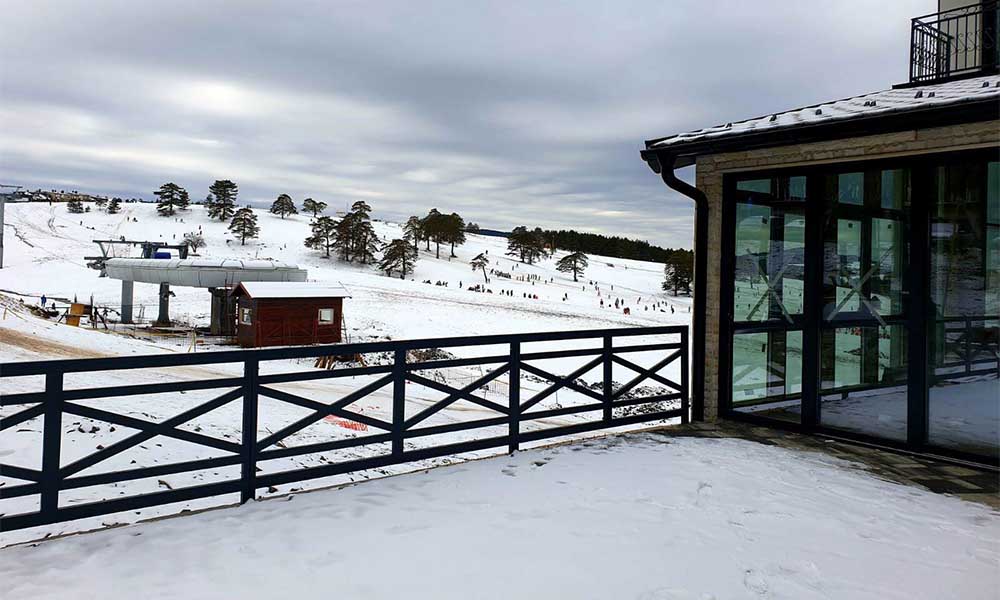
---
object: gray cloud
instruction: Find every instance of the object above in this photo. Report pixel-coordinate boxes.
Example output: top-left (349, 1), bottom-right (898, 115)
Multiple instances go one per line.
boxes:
top-left (0, 0), bottom-right (928, 246)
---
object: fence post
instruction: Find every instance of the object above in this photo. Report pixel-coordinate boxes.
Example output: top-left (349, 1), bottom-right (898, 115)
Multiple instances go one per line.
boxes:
top-left (392, 348), bottom-right (406, 456)
top-left (680, 329), bottom-right (690, 424)
top-left (508, 341), bottom-right (520, 454)
top-left (240, 358), bottom-right (259, 504)
top-left (40, 370), bottom-right (64, 516)
top-left (603, 335), bottom-right (613, 423)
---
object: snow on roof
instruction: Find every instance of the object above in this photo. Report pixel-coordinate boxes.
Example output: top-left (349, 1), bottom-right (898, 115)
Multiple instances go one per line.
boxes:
top-left (649, 75), bottom-right (1000, 149)
top-left (232, 281), bottom-right (351, 299)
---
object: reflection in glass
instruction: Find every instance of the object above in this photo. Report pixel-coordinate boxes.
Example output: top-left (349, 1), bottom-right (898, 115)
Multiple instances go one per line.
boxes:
top-left (928, 161), bottom-right (1000, 457)
top-left (733, 202), bottom-right (805, 322)
top-left (820, 325), bottom-right (908, 440)
top-left (732, 330), bottom-right (802, 423)
top-left (838, 172), bottom-right (864, 205)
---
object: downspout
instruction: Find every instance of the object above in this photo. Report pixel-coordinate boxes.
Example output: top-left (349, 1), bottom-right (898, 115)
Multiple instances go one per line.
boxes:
top-left (642, 150), bottom-right (708, 422)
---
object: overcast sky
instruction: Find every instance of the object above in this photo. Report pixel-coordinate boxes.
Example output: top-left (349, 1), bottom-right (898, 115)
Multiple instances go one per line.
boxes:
top-left (0, 0), bottom-right (928, 247)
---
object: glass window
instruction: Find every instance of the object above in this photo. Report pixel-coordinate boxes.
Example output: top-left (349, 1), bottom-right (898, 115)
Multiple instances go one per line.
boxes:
top-left (318, 308), bottom-right (335, 324)
top-left (881, 169), bottom-right (908, 210)
top-left (837, 172), bottom-right (864, 205)
top-left (928, 161), bottom-right (999, 457)
top-left (820, 325), bottom-right (908, 441)
top-left (731, 330), bottom-right (802, 423)
top-left (737, 179), bottom-right (771, 194)
top-left (240, 307), bottom-right (252, 325)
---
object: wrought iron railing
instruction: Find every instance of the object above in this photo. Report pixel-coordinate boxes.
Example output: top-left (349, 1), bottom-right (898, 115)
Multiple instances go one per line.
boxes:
top-left (910, 1), bottom-right (999, 83)
top-left (0, 326), bottom-right (688, 532)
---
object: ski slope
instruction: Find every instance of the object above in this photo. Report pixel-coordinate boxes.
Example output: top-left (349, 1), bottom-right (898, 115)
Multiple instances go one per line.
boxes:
top-left (0, 201), bottom-right (691, 543)
top-left (0, 201), bottom-right (688, 340)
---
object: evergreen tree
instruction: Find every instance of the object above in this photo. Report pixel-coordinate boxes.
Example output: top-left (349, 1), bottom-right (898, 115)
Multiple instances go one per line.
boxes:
top-left (207, 180), bottom-right (238, 221)
top-left (663, 249), bottom-right (694, 295)
top-left (270, 193), bottom-right (297, 219)
top-left (94, 197), bottom-right (108, 210)
top-left (422, 208), bottom-right (446, 258)
top-left (506, 226), bottom-right (545, 264)
top-left (302, 197), bottom-right (326, 218)
top-left (556, 251), bottom-right (589, 282)
top-left (470, 252), bottom-right (489, 283)
top-left (228, 206), bottom-right (259, 245)
top-left (403, 215), bottom-right (423, 251)
top-left (154, 182), bottom-right (189, 216)
top-left (107, 197), bottom-right (122, 214)
top-left (465, 222), bottom-right (480, 233)
top-left (345, 201), bottom-right (379, 264)
top-left (443, 213), bottom-right (466, 258)
top-left (305, 216), bottom-right (338, 258)
top-left (67, 199), bottom-right (85, 214)
top-left (379, 238), bottom-right (418, 279)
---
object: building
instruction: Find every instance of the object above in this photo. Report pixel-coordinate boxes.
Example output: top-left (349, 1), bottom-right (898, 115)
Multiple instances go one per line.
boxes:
top-left (640, 1), bottom-right (999, 463)
top-left (230, 282), bottom-right (350, 348)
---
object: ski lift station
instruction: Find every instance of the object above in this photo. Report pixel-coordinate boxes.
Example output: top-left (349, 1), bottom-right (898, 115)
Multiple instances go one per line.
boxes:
top-left (102, 257), bottom-right (307, 329)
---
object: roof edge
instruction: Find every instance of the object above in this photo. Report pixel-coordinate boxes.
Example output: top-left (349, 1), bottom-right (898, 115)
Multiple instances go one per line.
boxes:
top-left (640, 97), bottom-right (999, 169)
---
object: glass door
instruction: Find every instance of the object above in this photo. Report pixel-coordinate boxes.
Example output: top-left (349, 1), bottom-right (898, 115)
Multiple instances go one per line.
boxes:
top-left (729, 176), bottom-right (807, 422)
top-left (818, 169), bottom-right (910, 441)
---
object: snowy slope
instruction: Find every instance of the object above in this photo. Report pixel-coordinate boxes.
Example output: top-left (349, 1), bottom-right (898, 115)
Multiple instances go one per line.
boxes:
top-left (0, 201), bottom-right (688, 340)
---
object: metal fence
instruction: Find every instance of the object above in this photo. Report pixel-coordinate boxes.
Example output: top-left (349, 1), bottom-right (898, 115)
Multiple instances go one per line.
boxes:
top-left (910, 1), bottom-right (998, 83)
top-left (0, 326), bottom-right (688, 532)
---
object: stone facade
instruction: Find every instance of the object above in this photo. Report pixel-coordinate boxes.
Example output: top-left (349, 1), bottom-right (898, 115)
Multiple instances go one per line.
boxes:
top-left (693, 120), bottom-right (999, 421)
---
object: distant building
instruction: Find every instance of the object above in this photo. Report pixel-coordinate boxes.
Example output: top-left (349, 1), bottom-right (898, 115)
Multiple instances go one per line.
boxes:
top-left (229, 282), bottom-right (351, 348)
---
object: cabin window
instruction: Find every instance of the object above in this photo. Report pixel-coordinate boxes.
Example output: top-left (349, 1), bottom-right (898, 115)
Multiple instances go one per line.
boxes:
top-left (318, 308), bottom-right (335, 324)
top-left (240, 307), bottom-right (252, 325)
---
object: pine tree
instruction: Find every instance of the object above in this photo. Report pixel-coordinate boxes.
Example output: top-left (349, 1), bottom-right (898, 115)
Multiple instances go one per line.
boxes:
top-left (662, 249), bottom-right (694, 295)
top-left (270, 194), bottom-right (298, 219)
top-left (305, 216), bottom-right (338, 258)
top-left (345, 201), bottom-right (379, 264)
top-left (228, 206), bottom-right (259, 245)
top-left (506, 226), bottom-right (544, 264)
top-left (208, 180), bottom-right (238, 221)
top-left (556, 251), bottom-right (589, 282)
top-left (403, 216), bottom-right (423, 251)
top-left (470, 252), bottom-right (489, 283)
top-left (302, 197), bottom-right (327, 218)
top-left (154, 182), bottom-right (189, 216)
top-left (422, 208), bottom-right (446, 258)
top-left (67, 199), bottom-right (85, 214)
top-left (107, 197), bottom-right (122, 214)
top-left (94, 197), bottom-right (108, 210)
top-left (379, 238), bottom-right (418, 279)
top-left (443, 213), bottom-right (466, 257)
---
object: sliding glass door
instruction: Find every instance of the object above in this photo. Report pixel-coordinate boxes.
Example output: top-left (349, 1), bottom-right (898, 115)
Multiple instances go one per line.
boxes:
top-left (723, 149), bottom-right (999, 462)
top-left (927, 160), bottom-right (1000, 456)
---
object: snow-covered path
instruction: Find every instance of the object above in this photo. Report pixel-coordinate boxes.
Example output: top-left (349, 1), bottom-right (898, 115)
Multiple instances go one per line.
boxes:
top-left (2, 434), bottom-right (997, 600)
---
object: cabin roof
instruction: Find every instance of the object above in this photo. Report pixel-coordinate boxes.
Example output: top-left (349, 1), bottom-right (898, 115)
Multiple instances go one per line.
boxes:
top-left (230, 281), bottom-right (351, 299)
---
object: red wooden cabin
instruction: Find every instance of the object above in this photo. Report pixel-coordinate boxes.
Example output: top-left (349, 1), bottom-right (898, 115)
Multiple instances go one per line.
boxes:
top-left (229, 282), bottom-right (350, 348)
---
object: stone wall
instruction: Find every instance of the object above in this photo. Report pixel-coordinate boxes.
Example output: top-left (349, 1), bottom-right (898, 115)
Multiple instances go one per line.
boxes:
top-left (693, 120), bottom-right (999, 421)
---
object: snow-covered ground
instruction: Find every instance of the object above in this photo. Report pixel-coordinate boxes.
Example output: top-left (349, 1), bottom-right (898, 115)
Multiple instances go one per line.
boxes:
top-left (2, 434), bottom-right (998, 600)
top-left (0, 201), bottom-right (690, 543)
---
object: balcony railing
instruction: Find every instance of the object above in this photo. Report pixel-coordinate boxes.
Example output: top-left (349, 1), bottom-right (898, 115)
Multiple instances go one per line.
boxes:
top-left (0, 326), bottom-right (688, 532)
top-left (910, 1), bottom-right (998, 83)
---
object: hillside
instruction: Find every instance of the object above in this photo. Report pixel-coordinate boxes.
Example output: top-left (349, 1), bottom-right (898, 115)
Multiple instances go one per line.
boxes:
top-left (0, 201), bottom-right (688, 346)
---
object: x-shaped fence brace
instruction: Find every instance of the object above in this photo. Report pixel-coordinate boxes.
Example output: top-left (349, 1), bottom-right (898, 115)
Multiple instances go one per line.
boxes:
top-left (0, 327), bottom-right (688, 531)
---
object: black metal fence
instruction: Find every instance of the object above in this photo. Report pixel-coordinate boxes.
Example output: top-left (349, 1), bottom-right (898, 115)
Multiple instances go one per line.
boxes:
top-left (0, 326), bottom-right (688, 532)
top-left (910, 1), bottom-right (998, 83)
